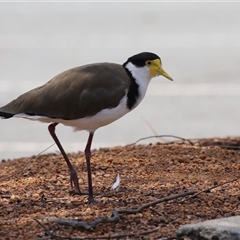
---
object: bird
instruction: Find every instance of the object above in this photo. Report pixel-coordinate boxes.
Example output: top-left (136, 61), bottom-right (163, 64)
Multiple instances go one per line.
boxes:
top-left (0, 52), bottom-right (173, 203)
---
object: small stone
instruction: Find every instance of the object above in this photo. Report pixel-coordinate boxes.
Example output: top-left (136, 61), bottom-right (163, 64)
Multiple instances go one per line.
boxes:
top-left (177, 216), bottom-right (240, 240)
top-left (9, 195), bottom-right (21, 203)
top-left (6, 207), bottom-right (13, 212)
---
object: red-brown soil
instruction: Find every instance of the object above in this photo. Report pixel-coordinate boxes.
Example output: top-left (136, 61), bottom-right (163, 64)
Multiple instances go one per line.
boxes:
top-left (0, 138), bottom-right (240, 239)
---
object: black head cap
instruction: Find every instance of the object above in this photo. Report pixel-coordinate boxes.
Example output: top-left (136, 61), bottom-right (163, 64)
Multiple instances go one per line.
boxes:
top-left (123, 52), bottom-right (161, 67)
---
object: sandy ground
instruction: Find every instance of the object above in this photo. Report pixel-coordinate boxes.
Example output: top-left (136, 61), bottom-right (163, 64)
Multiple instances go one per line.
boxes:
top-left (0, 137), bottom-right (240, 239)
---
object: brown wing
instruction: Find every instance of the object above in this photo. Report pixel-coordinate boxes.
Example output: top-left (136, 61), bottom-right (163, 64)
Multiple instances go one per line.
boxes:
top-left (0, 63), bottom-right (130, 119)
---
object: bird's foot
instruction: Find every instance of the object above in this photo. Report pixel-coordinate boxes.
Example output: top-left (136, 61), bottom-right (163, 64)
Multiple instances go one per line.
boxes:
top-left (69, 189), bottom-right (81, 195)
top-left (88, 195), bottom-right (102, 205)
top-left (69, 168), bottom-right (81, 194)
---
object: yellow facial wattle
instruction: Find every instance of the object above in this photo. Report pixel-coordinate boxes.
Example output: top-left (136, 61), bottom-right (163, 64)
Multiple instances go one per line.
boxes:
top-left (146, 59), bottom-right (173, 81)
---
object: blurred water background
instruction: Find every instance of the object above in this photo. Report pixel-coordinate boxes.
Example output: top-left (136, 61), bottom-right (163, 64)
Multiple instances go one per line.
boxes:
top-left (1, 2), bottom-right (240, 160)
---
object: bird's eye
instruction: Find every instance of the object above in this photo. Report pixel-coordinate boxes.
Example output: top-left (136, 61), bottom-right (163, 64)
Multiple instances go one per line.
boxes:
top-left (146, 61), bottom-right (151, 65)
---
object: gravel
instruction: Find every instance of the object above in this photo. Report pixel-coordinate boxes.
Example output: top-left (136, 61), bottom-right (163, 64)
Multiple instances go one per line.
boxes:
top-left (0, 138), bottom-right (240, 239)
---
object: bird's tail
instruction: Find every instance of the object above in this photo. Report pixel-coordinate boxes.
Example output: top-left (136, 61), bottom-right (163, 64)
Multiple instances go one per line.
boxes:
top-left (0, 111), bottom-right (14, 119)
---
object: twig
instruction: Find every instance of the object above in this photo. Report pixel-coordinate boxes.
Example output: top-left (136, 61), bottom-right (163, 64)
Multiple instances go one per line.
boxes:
top-left (182, 175), bottom-right (240, 201)
top-left (44, 191), bottom-right (196, 231)
top-left (35, 216), bottom-right (160, 239)
top-left (141, 117), bottom-right (158, 136)
top-left (126, 135), bottom-right (194, 146)
top-left (34, 218), bottom-right (52, 239)
top-left (219, 145), bottom-right (240, 150)
top-left (118, 190), bottom-right (196, 214)
top-left (45, 209), bottom-right (120, 231)
top-left (36, 191), bottom-right (195, 238)
top-left (187, 137), bottom-right (240, 150)
top-left (0, 143), bottom-right (55, 181)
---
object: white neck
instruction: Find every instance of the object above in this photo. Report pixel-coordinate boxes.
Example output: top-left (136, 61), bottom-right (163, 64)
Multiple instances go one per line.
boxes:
top-left (125, 62), bottom-right (151, 108)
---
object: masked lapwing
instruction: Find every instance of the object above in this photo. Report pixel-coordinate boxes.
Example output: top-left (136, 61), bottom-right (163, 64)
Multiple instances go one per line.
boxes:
top-left (0, 52), bottom-right (173, 203)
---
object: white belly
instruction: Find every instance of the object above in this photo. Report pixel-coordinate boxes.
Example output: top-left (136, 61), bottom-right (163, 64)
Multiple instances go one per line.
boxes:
top-left (15, 95), bottom-right (131, 132)
top-left (60, 95), bottom-right (131, 132)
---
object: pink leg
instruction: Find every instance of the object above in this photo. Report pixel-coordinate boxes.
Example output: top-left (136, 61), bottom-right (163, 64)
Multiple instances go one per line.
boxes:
top-left (48, 123), bottom-right (81, 194)
top-left (84, 132), bottom-right (97, 203)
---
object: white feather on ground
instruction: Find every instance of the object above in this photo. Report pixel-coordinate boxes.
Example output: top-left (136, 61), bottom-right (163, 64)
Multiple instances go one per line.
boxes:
top-left (111, 173), bottom-right (120, 190)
